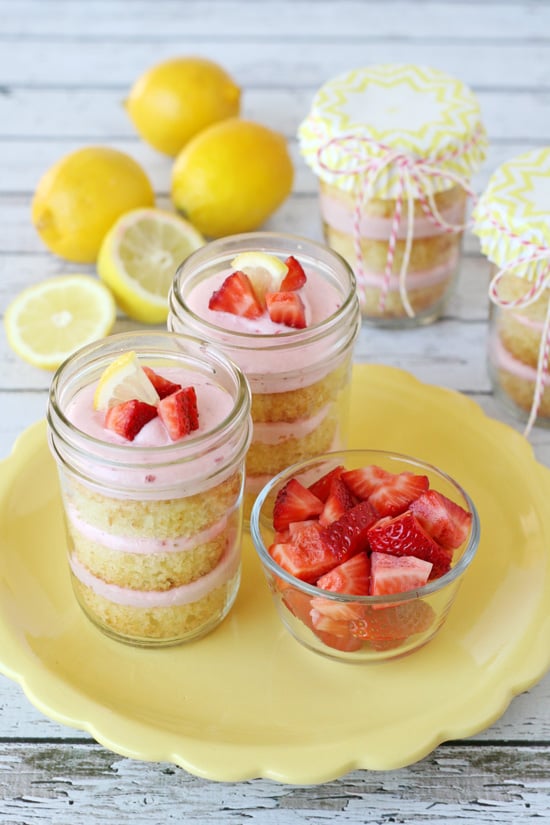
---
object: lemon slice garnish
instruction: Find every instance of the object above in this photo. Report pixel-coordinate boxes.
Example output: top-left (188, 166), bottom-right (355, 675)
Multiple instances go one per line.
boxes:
top-left (97, 208), bottom-right (204, 324)
top-left (231, 251), bottom-right (288, 303)
top-left (93, 351), bottom-right (160, 411)
top-left (4, 275), bottom-right (116, 371)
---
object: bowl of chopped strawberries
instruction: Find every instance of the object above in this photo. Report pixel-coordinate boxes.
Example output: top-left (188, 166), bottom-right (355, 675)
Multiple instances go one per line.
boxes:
top-left (250, 449), bottom-right (480, 663)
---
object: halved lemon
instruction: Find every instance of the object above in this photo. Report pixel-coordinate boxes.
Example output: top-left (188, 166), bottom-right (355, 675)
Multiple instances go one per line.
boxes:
top-left (93, 350), bottom-right (159, 410)
top-left (231, 251), bottom-right (288, 303)
top-left (97, 207), bottom-right (205, 324)
top-left (4, 275), bottom-right (116, 370)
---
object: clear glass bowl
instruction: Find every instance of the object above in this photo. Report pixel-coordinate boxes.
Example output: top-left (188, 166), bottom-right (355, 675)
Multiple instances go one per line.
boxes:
top-left (250, 449), bottom-right (480, 663)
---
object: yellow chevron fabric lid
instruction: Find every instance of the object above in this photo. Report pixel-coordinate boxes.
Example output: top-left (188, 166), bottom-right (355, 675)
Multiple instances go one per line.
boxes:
top-left (472, 147), bottom-right (550, 280)
top-left (298, 64), bottom-right (487, 198)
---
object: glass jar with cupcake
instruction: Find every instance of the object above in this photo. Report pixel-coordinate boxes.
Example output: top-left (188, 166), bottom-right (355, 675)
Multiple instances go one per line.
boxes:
top-left (47, 330), bottom-right (252, 647)
top-left (168, 231), bottom-right (361, 518)
top-left (472, 147), bottom-right (550, 435)
top-left (298, 64), bottom-right (487, 326)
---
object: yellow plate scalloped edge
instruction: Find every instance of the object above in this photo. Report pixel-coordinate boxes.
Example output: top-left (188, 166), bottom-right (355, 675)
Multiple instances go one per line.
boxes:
top-left (1, 364), bottom-right (550, 784)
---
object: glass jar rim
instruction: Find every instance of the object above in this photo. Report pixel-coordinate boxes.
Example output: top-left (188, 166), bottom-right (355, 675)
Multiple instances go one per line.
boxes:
top-left (48, 330), bottom-right (252, 464)
top-left (169, 230), bottom-right (360, 350)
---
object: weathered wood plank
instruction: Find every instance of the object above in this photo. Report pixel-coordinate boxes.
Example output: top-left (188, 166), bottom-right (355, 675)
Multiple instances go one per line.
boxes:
top-left (0, 741), bottom-right (549, 822)
top-left (0, 39), bottom-right (549, 88)
top-left (2, 87), bottom-right (549, 142)
top-left (2, 0), bottom-right (550, 41)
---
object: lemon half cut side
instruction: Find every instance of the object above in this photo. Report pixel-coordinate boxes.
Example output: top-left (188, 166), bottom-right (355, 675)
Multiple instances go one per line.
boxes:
top-left (5, 275), bottom-right (116, 370)
top-left (97, 208), bottom-right (205, 324)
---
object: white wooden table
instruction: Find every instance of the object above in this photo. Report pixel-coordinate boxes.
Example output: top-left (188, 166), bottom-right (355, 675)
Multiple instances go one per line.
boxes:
top-left (2, 1), bottom-right (550, 820)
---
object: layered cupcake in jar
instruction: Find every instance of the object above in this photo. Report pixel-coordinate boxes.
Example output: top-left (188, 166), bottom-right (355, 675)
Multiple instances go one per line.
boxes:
top-left (47, 331), bottom-right (251, 646)
top-left (472, 147), bottom-right (550, 434)
top-left (168, 232), bottom-right (361, 518)
top-left (298, 64), bottom-right (487, 326)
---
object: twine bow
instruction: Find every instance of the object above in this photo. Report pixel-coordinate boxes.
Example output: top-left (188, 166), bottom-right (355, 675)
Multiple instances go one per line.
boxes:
top-left (316, 130), bottom-right (482, 316)
top-left (489, 247), bottom-right (550, 437)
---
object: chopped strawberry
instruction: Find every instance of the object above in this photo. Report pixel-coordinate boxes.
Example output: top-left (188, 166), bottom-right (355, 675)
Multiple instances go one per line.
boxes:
top-left (313, 627), bottom-right (364, 652)
top-left (367, 511), bottom-right (452, 577)
top-left (410, 490), bottom-right (472, 549)
top-left (280, 255), bottom-right (307, 291)
top-left (269, 524), bottom-right (335, 582)
top-left (324, 499), bottom-right (378, 562)
top-left (308, 465), bottom-right (345, 502)
top-left (349, 601), bottom-right (435, 642)
top-left (272, 478), bottom-right (324, 532)
top-left (370, 552), bottom-right (432, 599)
top-left (368, 472), bottom-right (429, 517)
top-left (319, 477), bottom-right (356, 526)
top-left (143, 366), bottom-right (182, 399)
top-left (208, 271), bottom-right (263, 319)
top-left (281, 587), bottom-right (314, 628)
top-left (317, 552), bottom-right (370, 595)
top-left (265, 291), bottom-right (306, 329)
top-left (288, 519), bottom-right (319, 536)
top-left (157, 386), bottom-right (199, 440)
top-left (341, 465), bottom-right (392, 500)
top-left (104, 399), bottom-right (158, 441)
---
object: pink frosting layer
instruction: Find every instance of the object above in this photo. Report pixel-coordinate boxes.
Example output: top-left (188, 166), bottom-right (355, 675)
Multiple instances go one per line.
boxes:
top-left (186, 268), bottom-right (342, 336)
top-left (491, 335), bottom-right (550, 385)
top-left (69, 533), bottom-right (240, 607)
top-left (252, 404), bottom-right (330, 446)
top-left (359, 251), bottom-right (459, 291)
top-left (181, 267), bottom-right (347, 393)
top-left (66, 503), bottom-right (229, 554)
top-left (63, 367), bottom-right (241, 498)
top-left (67, 367), bottom-right (233, 448)
top-left (320, 191), bottom-right (466, 240)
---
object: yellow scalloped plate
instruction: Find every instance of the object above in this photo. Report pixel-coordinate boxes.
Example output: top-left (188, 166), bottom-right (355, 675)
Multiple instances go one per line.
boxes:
top-left (1, 364), bottom-right (550, 783)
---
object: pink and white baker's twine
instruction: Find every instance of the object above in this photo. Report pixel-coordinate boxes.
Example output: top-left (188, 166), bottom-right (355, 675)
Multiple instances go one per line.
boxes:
top-left (316, 129), bottom-right (482, 316)
top-left (489, 247), bottom-right (550, 437)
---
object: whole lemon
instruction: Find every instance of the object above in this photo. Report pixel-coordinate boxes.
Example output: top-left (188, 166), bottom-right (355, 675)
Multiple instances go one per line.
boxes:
top-left (171, 118), bottom-right (293, 237)
top-left (125, 57), bottom-right (241, 156)
top-left (31, 147), bottom-right (155, 263)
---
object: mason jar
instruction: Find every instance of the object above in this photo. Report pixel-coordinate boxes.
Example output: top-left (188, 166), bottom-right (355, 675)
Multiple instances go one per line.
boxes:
top-left (298, 64), bottom-right (487, 327)
top-left (168, 231), bottom-right (361, 519)
top-left (47, 331), bottom-right (252, 647)
top-left (472, 147), bottom-right (550, 435)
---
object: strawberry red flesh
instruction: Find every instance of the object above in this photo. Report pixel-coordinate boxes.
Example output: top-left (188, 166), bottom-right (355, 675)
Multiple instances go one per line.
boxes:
top-left (265, 291), bottom-right (307, 329)
top-left (280, 255), bottom-right (307, 291)
top-left (319, 477), bottom-right (356, 526)
top-left (143, 366), bottom-right (181, 399)
top-left (208, 271), bottom-right (263, 319)
top-left (341, 465), bottom-right (392, 500)
top-left (273, 478), bottom-right (324, 532)
top-left (324, 499), bottom-right (379, 562)
top-left (157, 385), bottom-right (199, 440)
top-left (367, 510), bottom-right (452, 577)
top-left (317, 551), bottom-right (371, 595)
top-left (104, 399), bottom-right (158, 441)
top-left (368, 472), bottom-right (429, 517)
top-left (349, 600), bottom-right (435, 642)
top-left (269, 524), bottom-right (335, 582)
top-left (410, 489), bottom-right (472, 549)
top-left (308, 465), bottom-right (345, 502)
top-left (370, 551), bottom-right (432, 598)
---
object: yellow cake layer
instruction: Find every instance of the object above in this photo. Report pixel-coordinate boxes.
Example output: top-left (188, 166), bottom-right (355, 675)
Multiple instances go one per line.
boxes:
top-left (251, 361), bottom-right (349, 422)
top-left (67, 527), bottom-right (227, 591)
top-left (496, 369), bottom-right (550, 418)
top-left (359, 280), bottom-right (449, 319)
top-left (67, 472), bottom-right (241, 539)
top-left (71, 574), bottom-right (237, 644)
top-left (246, 413), bottom-right (337, 476)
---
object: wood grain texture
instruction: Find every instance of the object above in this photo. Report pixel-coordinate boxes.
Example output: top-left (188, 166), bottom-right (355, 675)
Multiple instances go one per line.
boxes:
top-left (1, 0), bottom-right (550, 819)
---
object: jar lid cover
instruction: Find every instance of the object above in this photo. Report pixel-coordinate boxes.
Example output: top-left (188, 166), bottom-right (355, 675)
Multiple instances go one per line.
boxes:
top-left (298, 64), bottom-right (487, 198)
top-left (473, 147), bottom-right (550, 279)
